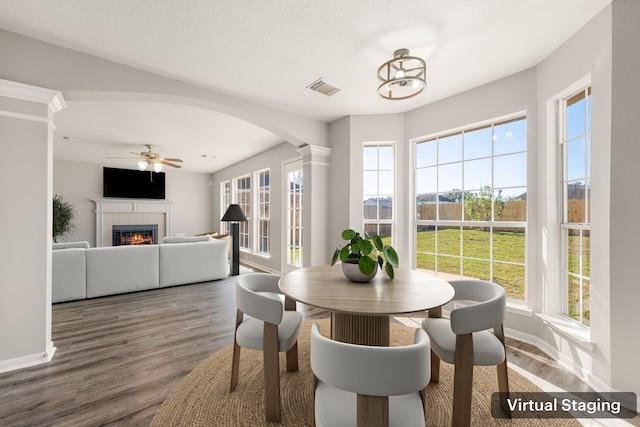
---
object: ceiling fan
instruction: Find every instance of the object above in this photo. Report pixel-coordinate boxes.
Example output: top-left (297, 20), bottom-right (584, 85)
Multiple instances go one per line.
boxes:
top-left (110, 144), bottom-right (183, 172)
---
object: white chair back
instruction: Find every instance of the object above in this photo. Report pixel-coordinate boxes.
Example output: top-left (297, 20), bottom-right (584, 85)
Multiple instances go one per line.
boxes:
top-left (310, 323), bottom-right (431, 396)
top-left (448, 280), bottom-right (506, 335)
top-left (231, 272), bottom-right (300, 423)
top-left (236, 273), bottom-right (283, 325)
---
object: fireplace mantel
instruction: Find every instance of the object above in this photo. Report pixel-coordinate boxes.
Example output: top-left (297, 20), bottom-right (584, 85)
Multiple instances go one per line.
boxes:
top-left (92, 198), bottom-right (174, 247)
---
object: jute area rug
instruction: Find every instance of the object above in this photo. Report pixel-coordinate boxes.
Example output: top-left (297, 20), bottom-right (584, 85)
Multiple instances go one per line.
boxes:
top-left (152, 319), bottom-right (580, 426)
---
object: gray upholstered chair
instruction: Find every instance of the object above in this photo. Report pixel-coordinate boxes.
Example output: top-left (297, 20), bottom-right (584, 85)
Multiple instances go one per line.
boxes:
top-left (310, 323), bottom-right (431, 427)
top-left (230, 273), bottom-right (303, 423)
top-left (421, 279), bottom-right (511, 426)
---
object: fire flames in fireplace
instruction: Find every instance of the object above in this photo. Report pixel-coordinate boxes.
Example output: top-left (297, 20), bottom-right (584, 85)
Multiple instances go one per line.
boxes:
top-left (112, 224), bottom-right (158, 246)
top-left (123, 234), bottom-right (154, 245)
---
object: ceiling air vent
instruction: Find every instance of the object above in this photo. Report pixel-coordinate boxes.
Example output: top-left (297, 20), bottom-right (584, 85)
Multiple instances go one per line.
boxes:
top-left (307, 78), bottom-right (341, 97)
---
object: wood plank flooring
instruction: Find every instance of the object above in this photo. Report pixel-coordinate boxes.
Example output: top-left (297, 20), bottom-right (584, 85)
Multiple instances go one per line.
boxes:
top-left (0, 273), bottom-right (611, 426)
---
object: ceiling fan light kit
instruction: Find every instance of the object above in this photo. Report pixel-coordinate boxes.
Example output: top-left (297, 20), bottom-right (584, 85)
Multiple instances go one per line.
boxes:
top-left (127, 144), bottom-right (182, 172)
top-left (377, 48), bottom-right (426, 100)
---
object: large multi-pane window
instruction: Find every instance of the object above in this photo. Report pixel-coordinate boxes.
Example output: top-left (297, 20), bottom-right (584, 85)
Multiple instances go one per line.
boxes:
top-left (414, 116), bottom-right (527, 301)
top-left (235, 175), bottom-right (251, 250)
top-left (257, 169), bottom-right (270, 255)
top-left (561, 87), bottom-right (591, 327)
top-left (220, 180), bottom-right (231, 234)
top-left (363, 143), bottom-right (394, 244)
top-left (287, 167), bottom-right (304, 267)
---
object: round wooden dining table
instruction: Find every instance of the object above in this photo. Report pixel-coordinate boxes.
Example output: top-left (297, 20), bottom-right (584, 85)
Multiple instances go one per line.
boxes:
top-left (279, 264), bottom-right (455, 346)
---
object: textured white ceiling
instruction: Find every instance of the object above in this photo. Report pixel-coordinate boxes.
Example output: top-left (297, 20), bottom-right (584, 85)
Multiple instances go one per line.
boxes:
top-left (0, 0), bottom-right (612, 172)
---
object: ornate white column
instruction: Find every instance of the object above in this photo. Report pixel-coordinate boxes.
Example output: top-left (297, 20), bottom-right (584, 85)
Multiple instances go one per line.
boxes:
top-left (297, 144), bottom-right (332, 267)
top-left (0, 79), bottom-right (66, 373)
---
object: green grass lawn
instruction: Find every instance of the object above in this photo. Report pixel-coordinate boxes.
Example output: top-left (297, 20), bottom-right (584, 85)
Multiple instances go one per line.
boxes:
top-left (415, 228), bottom-right (526, 300)
top-left (349, 228), bottom-right (589, 325)
top-left (566, 232), bottom-right (591, 326)
top-left (414, 227), bottom-right (590, 325)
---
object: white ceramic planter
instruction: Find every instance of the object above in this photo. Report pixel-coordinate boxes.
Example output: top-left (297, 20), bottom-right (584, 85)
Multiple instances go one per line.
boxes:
top-left (341, 259), bottom-right (378, 282)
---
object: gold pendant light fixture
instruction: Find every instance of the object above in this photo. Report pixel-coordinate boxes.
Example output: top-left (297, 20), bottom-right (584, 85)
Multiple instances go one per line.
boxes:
top-left (377, 48), bottom-right (426, 100)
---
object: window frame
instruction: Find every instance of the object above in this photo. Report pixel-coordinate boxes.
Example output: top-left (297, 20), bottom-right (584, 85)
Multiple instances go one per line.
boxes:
top-left (560, 85), bottom-right (592, 328)
top-left (220, 180), bottom-right (231, 234)
top-left (233, 174), bottom-right (252, 251)
top-left (284, 162), bottom-right (304, 269)
top-left (362, 141), bottom-right (396, 245)
top-left (255, 168), bottom-right (271, 257)
top-left (412, 113), bottom-right (528, 302)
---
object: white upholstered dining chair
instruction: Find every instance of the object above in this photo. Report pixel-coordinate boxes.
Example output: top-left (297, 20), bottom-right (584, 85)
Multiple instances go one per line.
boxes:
top-left (230, 273), bottom-right (303, 423)
top-left (421, 279), bottom-right (511, 426)
top-left (310, 323), bottom-right (431, 427)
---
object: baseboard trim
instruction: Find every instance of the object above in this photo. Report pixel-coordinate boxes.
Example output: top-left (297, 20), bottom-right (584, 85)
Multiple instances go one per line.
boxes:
top-left (505, 327), bottom-right (612, 393)
top-left (240, 259), bottom-right (280, 275)
top-left (0, 342), bottom-right (56, 374)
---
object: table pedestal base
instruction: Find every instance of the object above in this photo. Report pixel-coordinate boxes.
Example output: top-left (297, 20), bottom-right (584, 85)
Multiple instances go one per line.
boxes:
top-left (332, 313), bottom-right (390, 346)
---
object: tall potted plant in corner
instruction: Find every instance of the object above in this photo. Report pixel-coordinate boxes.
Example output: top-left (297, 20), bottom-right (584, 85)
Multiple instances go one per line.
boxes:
top-left (330, 229), bottom-right (399, 282)
top-left (53, 194), bottom-right (76, 243)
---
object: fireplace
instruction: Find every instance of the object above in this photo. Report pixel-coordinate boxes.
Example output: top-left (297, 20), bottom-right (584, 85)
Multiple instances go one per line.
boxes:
top-left (112, 224), bottom-right (158, 246)
top-left (93, 199), bottom-right (173, 247)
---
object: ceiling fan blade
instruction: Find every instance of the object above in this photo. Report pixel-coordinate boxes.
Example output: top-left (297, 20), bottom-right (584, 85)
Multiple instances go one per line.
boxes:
top-left (107, 157), bottom-right (139, 159)
top-left (161, 157), bottom-right (183, 162)
top-left (129, 152), bottom-right (146, 158)
top-left (159, 160), bottom-right (182, 168)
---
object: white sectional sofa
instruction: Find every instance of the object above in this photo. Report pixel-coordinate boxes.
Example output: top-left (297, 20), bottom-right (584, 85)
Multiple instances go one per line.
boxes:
top-left (52, 236), bottom-right (229, 303)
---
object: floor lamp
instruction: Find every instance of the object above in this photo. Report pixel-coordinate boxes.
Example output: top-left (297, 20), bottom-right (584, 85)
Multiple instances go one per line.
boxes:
top-left (221, 204), bottom-right (247, 276)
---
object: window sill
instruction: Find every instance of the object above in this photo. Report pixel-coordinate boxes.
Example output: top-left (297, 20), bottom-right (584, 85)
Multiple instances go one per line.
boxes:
top-left (238, 249), bottom-right (271, 259)
top-left (536, 313), bottom-right (594, 351)
top-left (506, 302), bottom-right (534, 317)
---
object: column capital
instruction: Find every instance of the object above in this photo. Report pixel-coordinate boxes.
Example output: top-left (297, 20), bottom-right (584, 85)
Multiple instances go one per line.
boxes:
top-left (0, 78), bottom-right (66, 111)
top-left (297, 144), bottom-right (332, 158)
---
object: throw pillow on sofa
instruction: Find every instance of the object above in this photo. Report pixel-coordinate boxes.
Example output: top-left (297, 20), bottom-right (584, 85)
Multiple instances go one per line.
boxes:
top-left (53, 241), bottom-right (90, 250)
top-left (162, 235), bottom-right (212, 244)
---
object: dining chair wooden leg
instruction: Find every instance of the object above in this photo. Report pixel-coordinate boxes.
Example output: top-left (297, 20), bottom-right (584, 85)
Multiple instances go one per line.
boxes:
top-left (494, 324), bottom-right (511, 417)
top-left (452, 334), bottom-right (473, 427)
top-left (427, 306), bottom-right (442, 384)
top-left (430, 350), bottom-right (440, 383)
top-left (229, 309), bottom-right (243, 392)
top-left (285, 341), bottom-right (299, 372)
top-left (312, 375), bottom-right (318, 427)
top-left (496, 359), bottom-right (511, 418)
top-left (263, 322), bottom-right (281, 423)
top-left (230, 340), bottom-right (241, 392)
top-left (357, 394), bottom-right (389, 427)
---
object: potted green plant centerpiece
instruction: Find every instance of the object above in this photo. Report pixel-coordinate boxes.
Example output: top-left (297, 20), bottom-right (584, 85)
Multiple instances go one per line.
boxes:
top-left (330, 228), bottom-right (399, 282)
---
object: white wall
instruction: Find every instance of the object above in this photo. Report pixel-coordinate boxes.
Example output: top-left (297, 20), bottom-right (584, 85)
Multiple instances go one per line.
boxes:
top-left (211, 142), bottom-right (300, 273)
top-left (327, 117), bottom-right (351, 247)
top-left (327, 114), bottom-right (408, 265)
top-left (52, 160), bottom-right (101, 244)
top-left (536, 3), bottom-right (614, 391)
top-left (609, 0), bottom-right (640, 395)
top-left (53, 159), bottom-right (214, 246)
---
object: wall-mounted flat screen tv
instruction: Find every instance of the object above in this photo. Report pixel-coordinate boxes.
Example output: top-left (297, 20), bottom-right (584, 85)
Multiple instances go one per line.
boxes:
top-left (103, 167), bottom-right (165, 199)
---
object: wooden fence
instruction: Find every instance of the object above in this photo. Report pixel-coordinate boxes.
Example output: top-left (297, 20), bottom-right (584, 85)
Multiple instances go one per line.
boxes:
top-left (413, 199), bottom-right (586, 223)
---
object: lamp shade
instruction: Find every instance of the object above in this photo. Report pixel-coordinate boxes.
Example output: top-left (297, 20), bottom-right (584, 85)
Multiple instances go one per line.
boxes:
top-left (221, 204), bottom-right (248, 222)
